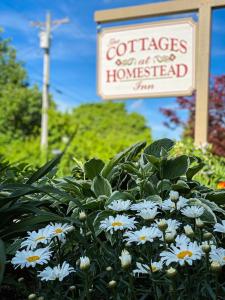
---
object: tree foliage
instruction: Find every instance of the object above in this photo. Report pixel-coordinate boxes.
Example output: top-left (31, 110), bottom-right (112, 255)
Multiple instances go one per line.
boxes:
top-left (0, 31), bottom-right (42, 137)
top-left (160, 75), bottom-right (225, 156)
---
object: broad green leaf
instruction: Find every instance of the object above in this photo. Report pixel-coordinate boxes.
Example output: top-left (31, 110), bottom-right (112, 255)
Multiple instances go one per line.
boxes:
top-left (101, 142), bottom-right (145, 179)
top-left (146, 195), bottom-right (162, 204)
top-left (157, 179), bottom-right (171, 193)
top-left (92, 175), bottom-right (112, 197)
top-left (206, 191), bottom-right (225, 204)
top-left (144, 139), bottom-right (175, 158)
top-left (84, 158), bottom-right (105, 180)
top-left (172, 180), bottom-right (189, 191)
top-left (186, 162), bottom-right (205, 180)
top-left (161, 155), bottom-right (189, 179)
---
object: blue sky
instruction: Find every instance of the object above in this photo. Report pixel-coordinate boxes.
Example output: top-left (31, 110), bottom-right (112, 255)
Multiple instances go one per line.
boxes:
top-left (0, 0), bottom-right (225, 140)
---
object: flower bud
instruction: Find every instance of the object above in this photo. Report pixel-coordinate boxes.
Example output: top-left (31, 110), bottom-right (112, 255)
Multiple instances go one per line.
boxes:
top-left (18, 277), bottom-right (24, 283)
top-left (28, 294), bottom-right (37, 300)
top-left (184, 225), bottom-right (194, 238)
top-left (106, 266), bottom-right (113, 272)
top-left (108, 280), bottom-right (117, 288)
top-left (157, 219), bottom-right (168, 231)
top-left (203, 232), bottom-right (213, 241)
top-left (79, 211), bottom-right (87, 221)
top-left (69, 285), bottom-right (76, 291)
top-left (210, 261), bottom-right (222, 273)
top-left (169, 191), bottom-right (179, 202)
top-left (196, 218), bottom-right (204, 228)
top-left (119, 249), bottom-right (132, 269)
top-left (80, 256), bottom-right (90, 271)
top-left (201, 244), bottom-right (211, 253)
top-left (165, 232), bottom-right (176, 243)
top-left (166, 267), bottom-right (177, 278)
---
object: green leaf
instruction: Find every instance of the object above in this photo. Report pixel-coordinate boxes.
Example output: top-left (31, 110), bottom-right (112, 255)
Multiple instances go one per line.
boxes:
top-left (206, 191), bottom-right (225, 204)
top-left (144, 139), bottom-right (175, 158)
top-left (101, 142), bottom-right (145, 179)
top-left (157, 179), bottom-right (171, 193)
top-left (161, 155), bottom-right (189, 179)
top-left (26, 154), bottom-right (62, 184)
top-left (186, 162), bottom-right (205, 180)
top-left (172, 180), bottom-right (189, 191)
top-left (92, 175), bottom-right (112, 197)
top-left (146, 195), bottom-right (162, 204)
top-left (0, 239), bottom-right (6, 285)
top-left (84, 158), bottom-right (105, 180)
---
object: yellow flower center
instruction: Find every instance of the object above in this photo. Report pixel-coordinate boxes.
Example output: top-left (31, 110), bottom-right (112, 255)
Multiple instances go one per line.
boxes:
top-left (139, 235), bottom-right (146, 241)
top-left (112, 221), bottom-right (123, 227)
top-left (35, 236), bottom-right (45, 241)
top-left (55, 228), bottom-right (63, 234)
top-left (223, 257), bottom-right (225, 260)
top-left (177, 250), bottom-right (193, 259)
top-left (26, 255), bottom-right (40, 263)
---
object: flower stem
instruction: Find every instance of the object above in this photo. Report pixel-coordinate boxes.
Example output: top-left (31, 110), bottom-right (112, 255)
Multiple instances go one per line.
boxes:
top-left (84, 272), bottom-right (90, 300)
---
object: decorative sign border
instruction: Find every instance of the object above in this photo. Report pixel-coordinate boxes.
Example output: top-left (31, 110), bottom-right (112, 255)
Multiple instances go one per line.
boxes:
top-left (97, 18), bottom-right (197, 100)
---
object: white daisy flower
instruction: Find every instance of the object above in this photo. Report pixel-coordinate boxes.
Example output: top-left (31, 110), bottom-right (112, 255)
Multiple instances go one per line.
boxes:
top-left (133, 261), bottom-right (163, 275)
top-left (100, 215), bottom-right (137, 234)
top-left (162, 196), bottom-right (188, 212)
top-left (161, 199), bottom-right (175, 212)
top-left (169, 191), bottom-right (179, 201)
top-left (175, 234), bottom-right (191, 246)
top-left (107, 200), bottom-right (131, 211)
top-left (20, 226), bottom-right (53, 250)
top-left (166, 219), bottom-right (181, 233)
top-left (131, 200), bottom-right (158, 211)
top-left (124, 226), bottom-right (161, 245)
top-left (119, 249), bottom-right (132, 268)
top-left (49, 223), bottom-right (74, 240)
top-left (38, 262), bottom-right (75, 281)
top-left (11, 247), bottom-right (52, 269)
top-left (210, 248), bottom-right (225, 266)
top-left (214, 220), bottom-right (225, 233)
top-left (137, 207), bottom-right (159, 220)
top-left (160, 242), bottom-right (202, 266)
top-left (181, 206), bottom-right (204, 218)
top-left (80, 256), bottom-right (90, 270)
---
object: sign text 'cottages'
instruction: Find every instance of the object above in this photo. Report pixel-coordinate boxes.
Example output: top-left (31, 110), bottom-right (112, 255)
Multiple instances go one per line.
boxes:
top-left (98, 19), bottom-right (196, 100)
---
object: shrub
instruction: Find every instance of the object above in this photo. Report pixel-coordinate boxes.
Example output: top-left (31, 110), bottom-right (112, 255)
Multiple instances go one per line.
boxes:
top-left (173, 138), bottom-right (225, 188)
top-left (1, 139), bottom-right (225, 299)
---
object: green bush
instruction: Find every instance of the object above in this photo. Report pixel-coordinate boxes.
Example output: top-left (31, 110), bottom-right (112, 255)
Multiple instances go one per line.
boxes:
top-left (1, 139), bottom-right (225, 299)
top-left (173, 139), bottom-right (225, 188)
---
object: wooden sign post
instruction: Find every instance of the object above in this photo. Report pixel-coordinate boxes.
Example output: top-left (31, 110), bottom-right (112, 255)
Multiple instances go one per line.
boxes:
top-left (95, 0), bottom-right (225, 146)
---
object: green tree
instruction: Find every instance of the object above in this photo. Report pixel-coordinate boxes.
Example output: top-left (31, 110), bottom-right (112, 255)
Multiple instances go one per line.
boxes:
top-left (0, 31), bottom-right (42, 137)
top-left (49, 102), bottom-right (152, 173)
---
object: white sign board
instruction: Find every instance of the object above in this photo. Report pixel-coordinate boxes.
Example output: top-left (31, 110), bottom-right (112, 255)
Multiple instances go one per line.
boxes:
top-left (97, 19), bottom-right (196, 100)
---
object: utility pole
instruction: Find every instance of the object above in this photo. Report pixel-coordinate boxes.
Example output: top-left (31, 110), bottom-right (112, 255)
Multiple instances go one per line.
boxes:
top-left (31, 12), bottom-right (70, 156)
